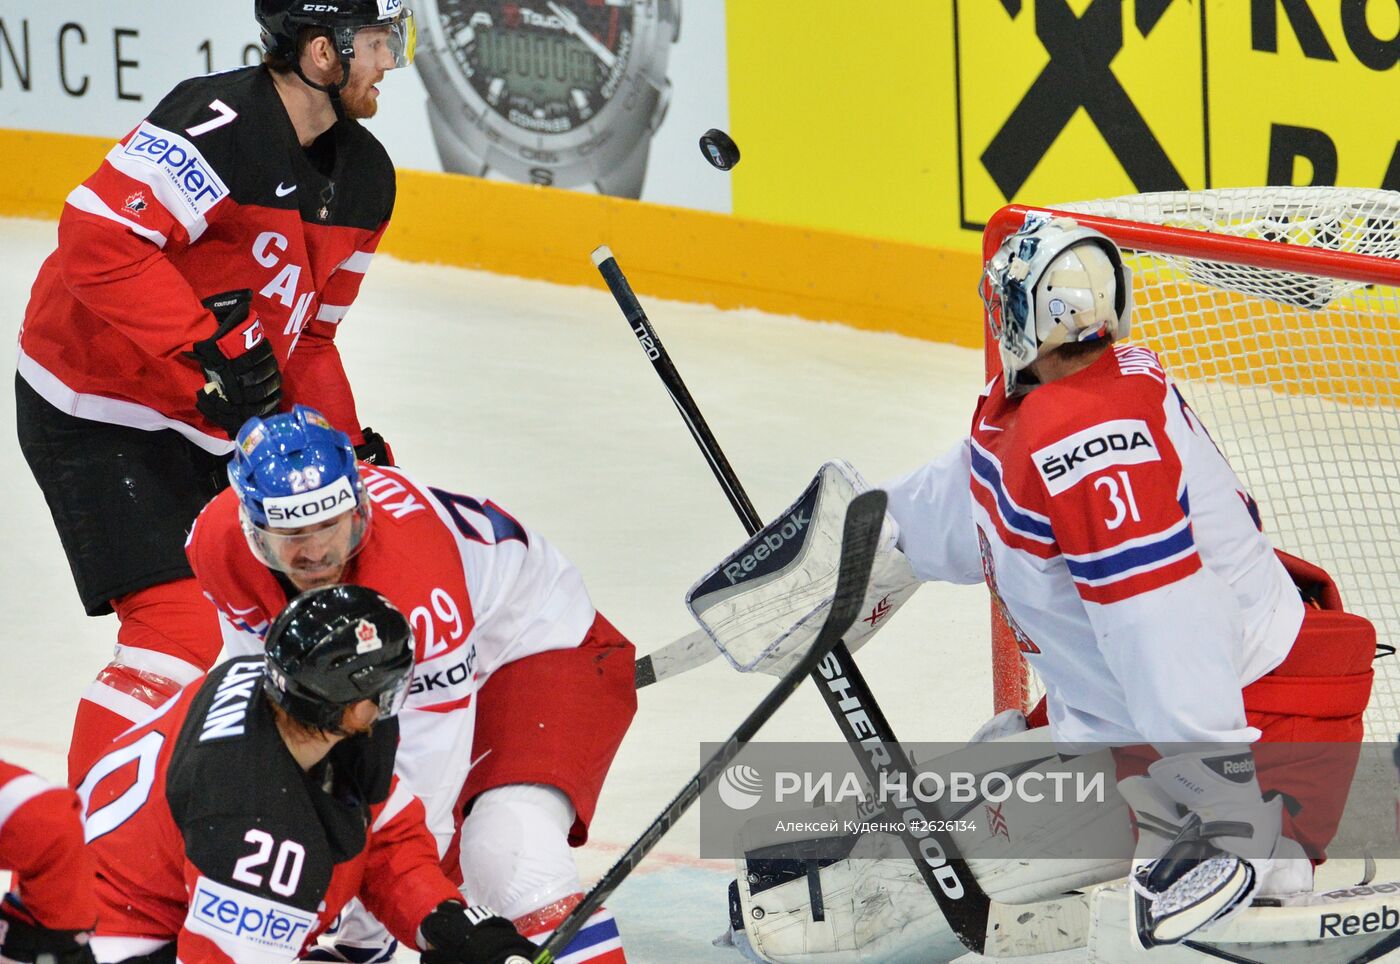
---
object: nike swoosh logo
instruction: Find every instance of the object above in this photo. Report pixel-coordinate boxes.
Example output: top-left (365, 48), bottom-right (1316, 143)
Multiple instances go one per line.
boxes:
top-left (978, 417), bottom-right (1004, 433)
top-left (275, 182), bottom-right (296, 197)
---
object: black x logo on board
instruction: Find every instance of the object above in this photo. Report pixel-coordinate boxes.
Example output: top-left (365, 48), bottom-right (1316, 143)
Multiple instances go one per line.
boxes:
top-left (978, 0), bottom-right (1188, 201)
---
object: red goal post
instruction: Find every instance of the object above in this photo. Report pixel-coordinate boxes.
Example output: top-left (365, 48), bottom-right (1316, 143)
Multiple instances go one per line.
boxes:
top-left (981, 190), bottom-right (1400, 739)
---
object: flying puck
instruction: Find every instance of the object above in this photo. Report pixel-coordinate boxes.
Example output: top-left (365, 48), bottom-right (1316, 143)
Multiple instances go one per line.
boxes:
top-left (699, 128), bottom-right (741, 171)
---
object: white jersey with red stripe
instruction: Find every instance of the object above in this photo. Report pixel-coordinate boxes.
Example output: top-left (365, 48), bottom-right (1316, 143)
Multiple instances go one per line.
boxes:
top-left (187, 464), bottom-right (598, 850)
top-left (884, 344), bottom-right (1303, 745)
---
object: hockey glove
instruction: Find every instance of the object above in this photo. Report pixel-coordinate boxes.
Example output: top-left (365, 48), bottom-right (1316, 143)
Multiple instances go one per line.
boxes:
top-left (0, 895), bottom-right (96, 964)
top-left (354, 427), bottom-right (394, 466)
top-left (1123, 750), bottom-right (1312, 946)
top-left (419, 902), bottom-right (536, 964)
top-left (186, 289), bottom-right (281, 436)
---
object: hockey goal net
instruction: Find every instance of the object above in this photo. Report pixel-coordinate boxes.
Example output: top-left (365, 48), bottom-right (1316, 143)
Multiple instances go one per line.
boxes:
top-left (985, 187), bottom-right (1400, 740)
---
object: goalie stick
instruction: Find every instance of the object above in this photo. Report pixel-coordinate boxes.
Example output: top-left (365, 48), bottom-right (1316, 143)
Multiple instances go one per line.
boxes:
top-left (535, 491), bottom-right (889, 963)
top-left (634, 627), bottom-right (712, 688)
top-left (591, 247), bottom-right (997, 954)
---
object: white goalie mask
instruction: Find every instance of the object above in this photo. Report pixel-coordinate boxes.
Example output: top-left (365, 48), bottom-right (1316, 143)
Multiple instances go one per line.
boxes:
top-left (981, 216), bottom-right (1133, 396)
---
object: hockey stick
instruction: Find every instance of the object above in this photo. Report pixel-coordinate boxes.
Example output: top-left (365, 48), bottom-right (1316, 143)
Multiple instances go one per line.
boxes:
top-left (591, 247), bottom-right (996, 954)
top-left (592, 246), bottom-right (763, 533)
top-left (633, 627), bottom-right (713, 688)
top-left (535, 491), bottom-right (889, 963)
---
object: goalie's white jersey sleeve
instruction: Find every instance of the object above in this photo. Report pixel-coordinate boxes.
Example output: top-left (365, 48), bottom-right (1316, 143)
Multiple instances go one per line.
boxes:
top-left (885, 345), bottom-right (1304, 746)
top-left (881, 438), bottom-right (984, 585)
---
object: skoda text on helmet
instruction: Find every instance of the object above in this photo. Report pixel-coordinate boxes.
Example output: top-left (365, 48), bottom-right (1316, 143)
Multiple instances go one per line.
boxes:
top-left (229, 404), bottom-right (371, 586)
top-left (263, 584), bottom-right (415, 732)
top-left (981, 215), bottom-right (1134, 396)
top-left (255, 0), bottom-right (416, 100)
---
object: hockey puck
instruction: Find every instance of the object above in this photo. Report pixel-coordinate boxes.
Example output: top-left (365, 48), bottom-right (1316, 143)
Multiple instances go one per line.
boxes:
top-left (699, 128), bottom-right (741, 171)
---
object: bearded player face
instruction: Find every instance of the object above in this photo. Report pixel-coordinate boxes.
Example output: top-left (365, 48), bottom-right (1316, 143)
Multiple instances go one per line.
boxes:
top-left (261, 512), bottom-right (359, 591)
top-left (337, 26), bottom-right (397, 120)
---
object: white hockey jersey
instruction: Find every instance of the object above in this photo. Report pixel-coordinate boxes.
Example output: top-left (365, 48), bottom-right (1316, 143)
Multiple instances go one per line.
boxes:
top-left (884, 345), bottom-right (1303, 746)
top-left (186, 465), bottom-right (598, 848)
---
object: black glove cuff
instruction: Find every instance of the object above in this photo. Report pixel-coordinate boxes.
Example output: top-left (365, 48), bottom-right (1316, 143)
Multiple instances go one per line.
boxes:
top-left (0, 898), bottom-right (95, 963)
top-left (354, 427), bottom-right (393, 466)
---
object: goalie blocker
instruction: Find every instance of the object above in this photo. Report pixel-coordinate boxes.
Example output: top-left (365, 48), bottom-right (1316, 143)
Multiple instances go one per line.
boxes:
top-left (685, 460), bottom-right (919, 675)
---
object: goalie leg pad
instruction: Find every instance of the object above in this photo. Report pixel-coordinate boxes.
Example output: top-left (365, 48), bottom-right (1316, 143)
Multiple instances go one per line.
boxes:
top-left (731, 739), bottom-right (1132, 962)
top-left (734, 854), bottom-right (966, 963)
top-left (909, 737), bottom-right (1132, 904)
top-left (1092, 863), bottom-right (1400, 962)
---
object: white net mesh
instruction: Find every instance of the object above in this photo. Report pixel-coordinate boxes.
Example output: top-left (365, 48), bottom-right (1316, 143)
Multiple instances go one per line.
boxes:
top-left (990, 187), bottom-right (1400, 740)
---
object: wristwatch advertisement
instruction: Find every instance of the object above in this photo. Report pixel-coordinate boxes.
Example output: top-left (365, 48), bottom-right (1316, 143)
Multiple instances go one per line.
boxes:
top-left (0, 2), bottom-right (730, 213)
top-left (415, 0), bottom-right (682, 199)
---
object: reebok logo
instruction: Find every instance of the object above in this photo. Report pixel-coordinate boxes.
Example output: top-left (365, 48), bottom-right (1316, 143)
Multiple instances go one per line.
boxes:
top-left (862, 595), bottom-right (892, 628)
top-left (1320, 905), bottom-right (1400, 937)
top-left (1205, 753), bottom-right (1256, 784)
top-left (1033, 419), bottom-right (1159, 495)
top-left (723, 510), bottom-right (810, 584)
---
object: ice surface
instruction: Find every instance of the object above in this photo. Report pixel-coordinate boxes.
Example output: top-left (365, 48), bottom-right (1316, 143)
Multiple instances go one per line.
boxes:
top-left (0, 218), bottom-right (1031, 962)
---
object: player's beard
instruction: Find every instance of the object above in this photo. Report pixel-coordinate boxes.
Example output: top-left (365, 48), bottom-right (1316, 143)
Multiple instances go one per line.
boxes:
top-left (337, 67), bottom-right (381, 120)
top-left (287, 561), bottom-right (347, 592)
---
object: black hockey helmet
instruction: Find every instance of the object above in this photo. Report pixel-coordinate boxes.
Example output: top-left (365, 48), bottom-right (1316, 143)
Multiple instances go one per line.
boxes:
top-left (263, 584), bottom-right (415, 732)
top-left (255, 0), bottom-right (415, 96)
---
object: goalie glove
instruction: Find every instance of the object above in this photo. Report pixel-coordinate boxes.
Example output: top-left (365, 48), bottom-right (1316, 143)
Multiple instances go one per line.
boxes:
top-left (186, 289), bottom-right (281, 436)
top-left (0, 896), bottom-right (96, 964)
top-left (686, 459), bottom-right (919, 675)
top-left (1122, 750), bottom-right (1312, 946)
top-left (418, 902), bottom-right (536, 964)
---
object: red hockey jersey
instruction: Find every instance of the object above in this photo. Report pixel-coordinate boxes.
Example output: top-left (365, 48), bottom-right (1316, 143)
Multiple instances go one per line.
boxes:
top-left (0, 760), bottom-right (96, 931)
top-left (77, 657), bottom-right (458, 962)
top-left (17, 66), bottom-right (394, 452)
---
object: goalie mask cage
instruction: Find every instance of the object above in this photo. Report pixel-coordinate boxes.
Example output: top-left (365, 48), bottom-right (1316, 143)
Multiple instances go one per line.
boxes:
top-left (983, 188), bottom-right (1400, 740)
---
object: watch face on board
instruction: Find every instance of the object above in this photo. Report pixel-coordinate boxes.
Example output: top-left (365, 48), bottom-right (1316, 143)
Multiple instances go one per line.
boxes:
top-left (438, 1), bottom-right (636, 134)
